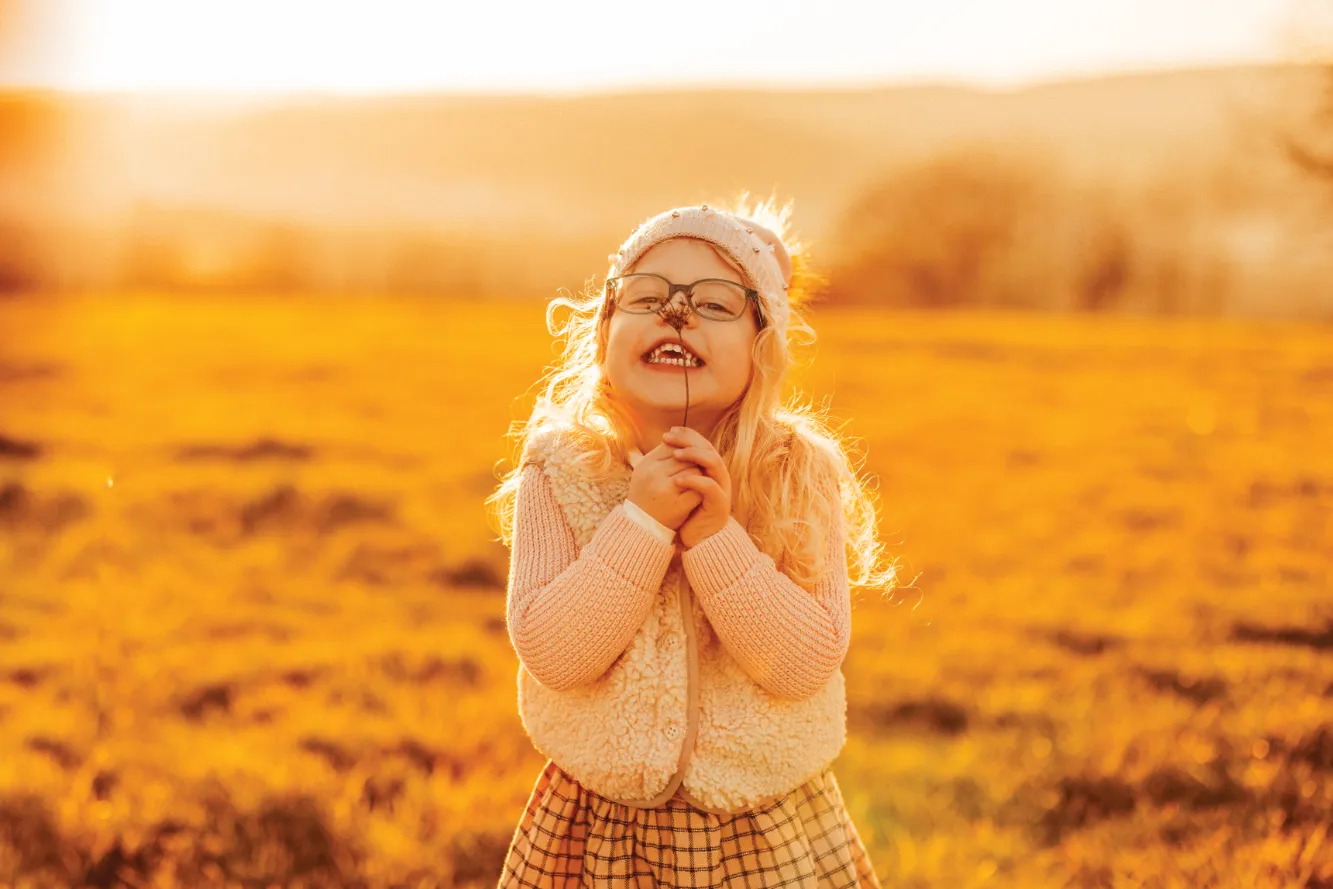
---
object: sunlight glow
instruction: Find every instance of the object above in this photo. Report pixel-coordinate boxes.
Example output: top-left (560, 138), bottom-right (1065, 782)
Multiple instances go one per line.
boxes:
top-left (0, 0), bottom-right (1295, 94)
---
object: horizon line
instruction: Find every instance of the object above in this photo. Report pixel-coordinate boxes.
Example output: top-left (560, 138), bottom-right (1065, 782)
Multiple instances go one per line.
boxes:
top-left (0, 58), bottom-right (1313, 103)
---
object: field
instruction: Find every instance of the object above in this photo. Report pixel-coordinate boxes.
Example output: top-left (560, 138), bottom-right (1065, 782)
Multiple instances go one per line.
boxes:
top-left (1, 291), bottom-right (1331, 887)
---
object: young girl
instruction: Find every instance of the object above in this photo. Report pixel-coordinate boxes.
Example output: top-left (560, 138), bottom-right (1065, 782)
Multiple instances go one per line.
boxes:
top-left (488, 197), bottom-right (896, 888)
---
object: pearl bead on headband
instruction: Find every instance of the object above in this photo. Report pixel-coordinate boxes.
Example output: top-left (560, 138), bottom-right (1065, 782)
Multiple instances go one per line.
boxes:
top-left (605, 204), bottom-right (791, 340)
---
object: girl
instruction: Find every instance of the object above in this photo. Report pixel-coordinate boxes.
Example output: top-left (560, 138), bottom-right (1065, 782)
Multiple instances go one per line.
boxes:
top-left (488, 197), bottom-right (896, 888)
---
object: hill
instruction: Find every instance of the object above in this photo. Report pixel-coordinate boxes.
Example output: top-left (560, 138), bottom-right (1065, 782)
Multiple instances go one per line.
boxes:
top-left (0, 63), bottom-right (1326, 311)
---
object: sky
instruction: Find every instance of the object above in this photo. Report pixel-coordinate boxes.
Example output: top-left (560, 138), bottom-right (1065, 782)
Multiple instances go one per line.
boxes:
top-left (0, 0), bottom-right (1317, 95)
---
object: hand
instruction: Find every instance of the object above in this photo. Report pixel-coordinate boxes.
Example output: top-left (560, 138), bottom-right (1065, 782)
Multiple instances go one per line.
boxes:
top-left (662, 426), bottom-right (732, 549)
top-left (626, 441), bottom-right (704, 530)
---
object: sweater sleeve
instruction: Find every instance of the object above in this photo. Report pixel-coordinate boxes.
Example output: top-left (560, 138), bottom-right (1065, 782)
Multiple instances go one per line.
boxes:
top-left (680, 509), bottom-right (851, 700)
top-left (622, 497), bottom-right (676, 543)
top-left (506, 462), bottom-right (676, 691)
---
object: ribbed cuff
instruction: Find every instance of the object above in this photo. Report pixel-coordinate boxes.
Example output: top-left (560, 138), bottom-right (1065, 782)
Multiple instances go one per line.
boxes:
top-left (680, 516), bottom-right (761, 594)
top-left (590, 504), bottom-right (676, 589)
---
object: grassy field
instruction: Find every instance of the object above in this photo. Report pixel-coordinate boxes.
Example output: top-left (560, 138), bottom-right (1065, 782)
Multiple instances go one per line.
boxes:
top-left (1, 291), bottom-right (1331, 888)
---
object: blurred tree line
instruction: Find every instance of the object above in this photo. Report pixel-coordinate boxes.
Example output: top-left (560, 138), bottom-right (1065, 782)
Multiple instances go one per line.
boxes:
top-left (1283, 0), bottom-right (1333, 190)
top-left (1286, 67), bottom-right (1333, 189)
top-left (2, 68), bottom-right (1330, 318)
top-left (818, 140), bottom-right (1326, 317)
top-left (0, 204), bottom-right (597, 300)
top-left (818, 47), bottom-right (1333, 319)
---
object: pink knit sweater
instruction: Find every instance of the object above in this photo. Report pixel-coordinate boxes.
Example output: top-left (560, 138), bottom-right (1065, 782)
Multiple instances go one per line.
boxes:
top-left (507, 462), bottom-right (851, 702)
top-left (504, 426), bottom-right (853, 811)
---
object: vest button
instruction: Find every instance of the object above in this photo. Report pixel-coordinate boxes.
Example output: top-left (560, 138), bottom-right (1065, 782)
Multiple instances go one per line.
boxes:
top-left (664, 723), bottom-right (681, 740)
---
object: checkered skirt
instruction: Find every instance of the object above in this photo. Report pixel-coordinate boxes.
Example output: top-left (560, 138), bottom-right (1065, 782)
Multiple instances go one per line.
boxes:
top-left (497, 760), bottom-right (882, 888)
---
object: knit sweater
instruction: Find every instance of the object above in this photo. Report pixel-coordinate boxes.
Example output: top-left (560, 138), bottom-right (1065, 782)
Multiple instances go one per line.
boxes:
top-left (505, 425), bottom-right (851, 813)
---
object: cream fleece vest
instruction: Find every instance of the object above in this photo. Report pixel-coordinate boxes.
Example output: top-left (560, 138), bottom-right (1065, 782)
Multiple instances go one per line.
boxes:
top-left (516, 426), bottom-right (847, 814)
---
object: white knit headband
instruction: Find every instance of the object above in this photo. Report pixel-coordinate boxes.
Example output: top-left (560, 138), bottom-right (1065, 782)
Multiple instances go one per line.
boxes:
top-left (605, 205), bottom-right (790, 338)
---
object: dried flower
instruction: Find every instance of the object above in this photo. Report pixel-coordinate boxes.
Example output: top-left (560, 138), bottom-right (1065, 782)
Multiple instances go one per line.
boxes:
top-left (654, 302), bottom-right (693, 427)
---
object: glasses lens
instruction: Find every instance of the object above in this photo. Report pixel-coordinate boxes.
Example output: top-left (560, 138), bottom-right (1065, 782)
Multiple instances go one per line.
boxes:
top-left (616, 275), bottom-right (670, 312)
top-left (692, 281), bottom-right (747, 320)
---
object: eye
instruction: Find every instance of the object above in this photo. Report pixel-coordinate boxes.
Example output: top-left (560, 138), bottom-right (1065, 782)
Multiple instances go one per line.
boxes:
top-left (702, 302), bottom-right (726, 312)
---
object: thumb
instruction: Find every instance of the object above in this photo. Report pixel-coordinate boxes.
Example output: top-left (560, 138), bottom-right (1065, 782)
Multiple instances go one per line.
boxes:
top-left (675, 473), bottom-right (719, 503)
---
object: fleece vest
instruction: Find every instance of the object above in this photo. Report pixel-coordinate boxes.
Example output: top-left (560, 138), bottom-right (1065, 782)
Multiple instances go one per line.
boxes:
top-left (515, 426), bottom-right (847, 814)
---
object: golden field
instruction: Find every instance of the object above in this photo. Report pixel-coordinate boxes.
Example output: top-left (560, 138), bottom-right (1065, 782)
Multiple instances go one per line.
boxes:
top-left (1, 291), bottom-right (1331, 888)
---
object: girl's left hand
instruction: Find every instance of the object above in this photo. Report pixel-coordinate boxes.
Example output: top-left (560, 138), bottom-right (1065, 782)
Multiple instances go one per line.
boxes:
top-left (662, 426), bottom-right (732, 549)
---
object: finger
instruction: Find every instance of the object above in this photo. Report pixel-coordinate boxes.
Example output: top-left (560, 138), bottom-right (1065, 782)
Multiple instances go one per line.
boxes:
top-left (669, 445), bottom-right (726, 481)
top-left (644, 443), bottom-right (677, 463)
top-left (646, 447), bottom-right (688, 470)
top-left (663, 426), bottom-right (709, 449)
top-left (675, 473), bottom-right (724, 503)
top-left (667, 459), bottom-right (704, 477)
top-left (675, 476), bottom-right (722, 511)
top-left (664, 429), bottom-right (725, 470)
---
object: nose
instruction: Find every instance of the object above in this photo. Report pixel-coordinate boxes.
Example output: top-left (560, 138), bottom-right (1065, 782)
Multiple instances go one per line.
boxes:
top-left (656, 292), bottom-right (697, 331)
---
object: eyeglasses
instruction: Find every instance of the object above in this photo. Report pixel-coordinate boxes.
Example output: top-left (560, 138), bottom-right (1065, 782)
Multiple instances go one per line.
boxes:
top-left (605, 273), bottom-right (766, 326)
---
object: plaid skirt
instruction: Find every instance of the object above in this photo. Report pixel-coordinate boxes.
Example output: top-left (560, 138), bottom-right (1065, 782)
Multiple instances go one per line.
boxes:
top-left (497, 759), bottom-right (882, 888)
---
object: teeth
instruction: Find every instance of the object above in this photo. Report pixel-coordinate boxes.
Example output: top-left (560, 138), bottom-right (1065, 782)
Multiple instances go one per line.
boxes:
top-left (646, 343), bottom-right (701, 367)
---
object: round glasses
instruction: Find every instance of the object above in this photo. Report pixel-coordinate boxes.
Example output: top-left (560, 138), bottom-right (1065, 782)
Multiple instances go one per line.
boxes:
top-left (605, 273), bottom-right (766, 326)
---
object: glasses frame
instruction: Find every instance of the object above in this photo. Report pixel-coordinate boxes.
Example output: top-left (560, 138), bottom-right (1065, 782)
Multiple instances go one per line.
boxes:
top-left (605, 273), bottom-right (767, 328)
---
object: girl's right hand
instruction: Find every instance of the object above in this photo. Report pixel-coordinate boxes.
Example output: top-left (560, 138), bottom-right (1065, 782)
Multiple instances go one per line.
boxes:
top-left (627, 443), bottom-right (704, 530)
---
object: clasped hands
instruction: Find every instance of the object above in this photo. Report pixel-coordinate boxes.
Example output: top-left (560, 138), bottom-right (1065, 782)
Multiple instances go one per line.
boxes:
top-left (626, 426), bottom-right (732, 550)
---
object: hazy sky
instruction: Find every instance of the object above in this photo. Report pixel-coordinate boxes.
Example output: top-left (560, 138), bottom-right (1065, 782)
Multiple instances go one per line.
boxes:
top-left (0, 0), bottom-right (1314, 94)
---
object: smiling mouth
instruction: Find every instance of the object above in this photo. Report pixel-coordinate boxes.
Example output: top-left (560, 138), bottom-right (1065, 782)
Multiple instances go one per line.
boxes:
top-left (642, 343), bottom-right (705, 368)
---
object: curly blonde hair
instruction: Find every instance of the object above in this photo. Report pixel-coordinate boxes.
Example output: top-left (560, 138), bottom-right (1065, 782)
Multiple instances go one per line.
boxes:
top-left (487, 193), bottom-right (897, 598)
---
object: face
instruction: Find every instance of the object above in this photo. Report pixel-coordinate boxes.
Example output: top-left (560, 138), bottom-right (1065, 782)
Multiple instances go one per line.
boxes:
top-left (602, 237), bottom-right (760, 436)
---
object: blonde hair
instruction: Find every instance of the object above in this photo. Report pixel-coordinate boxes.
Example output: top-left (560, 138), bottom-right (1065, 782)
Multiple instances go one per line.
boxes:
top-left (487, 193), bottom-right (897, 598)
